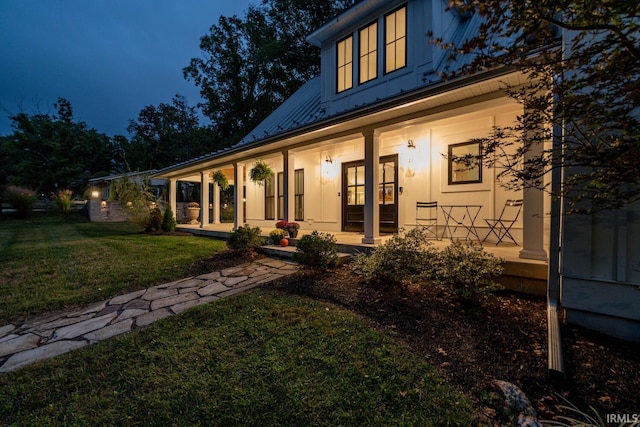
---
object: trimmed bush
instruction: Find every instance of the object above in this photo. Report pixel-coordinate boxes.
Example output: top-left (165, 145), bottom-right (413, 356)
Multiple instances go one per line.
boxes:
top-left (292, 231), bottom-right (338, 270)
top-left (161, 205), bottom-right (177, 232)
top-left (5, 186), bottom-right (37, 218)
top-left (227, 224), bottom-right (264, 253)
top-left (352, 227), bottom-right (438, 285)
top-left (432, 240), bottom-right (504, 299)
top-left (147, 207), bottom-right (163, 232)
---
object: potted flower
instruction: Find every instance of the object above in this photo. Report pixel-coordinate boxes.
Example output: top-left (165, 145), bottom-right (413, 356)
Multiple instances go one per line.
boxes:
top-left (285, 222), bottom-right (300, 238)
top-left (275, 220), bottom-right (288, 230)
top-left (269, 229), bottom-right (285, 245)
top-left (211, 170), bottom-right (229, 190)
top-left (249, 160), bottom-right (273, 186)
top-left (188, 201), bottom-right (200, 224)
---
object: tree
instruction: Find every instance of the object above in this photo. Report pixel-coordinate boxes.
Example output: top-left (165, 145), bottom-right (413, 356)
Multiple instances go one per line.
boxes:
top-left (125, 95), bottom-right (217, 171)
top-left (184, 0), bottom-right (355, 144)
top-left (431, 1), bottom-right (640, 212)
top-left (1, 98), bottom-right (114, 195)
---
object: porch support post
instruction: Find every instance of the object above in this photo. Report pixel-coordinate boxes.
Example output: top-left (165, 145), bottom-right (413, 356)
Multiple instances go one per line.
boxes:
top-left (212, 181), bottom-right (221, 224)
top-left (169, 178), bottom-right (177, 220)
top-left (233, 163), bottom-right (245, 230)
top-left (519, 108), bottom-right (549, 261)
top-left (200, 171), bottom-right (210, 228)
top-left (362, 129), bottom-right (381, 244)
top-left (282, 150), bottom-right (295, 222)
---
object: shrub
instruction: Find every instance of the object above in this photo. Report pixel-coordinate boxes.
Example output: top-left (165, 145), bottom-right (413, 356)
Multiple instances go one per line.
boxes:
top-left (51, 189), bottom-right (72, 215)
top-left (269, 229), bottom-right (285, 245)
top-left (352, 227), bottom-right (439, 285)
top-left (161, 205), bottom-right (177, 232)
top-left (5, 186), bottom-right (37, 218)
top-left (147, 206), bottom-right (163, 232)
top-left (292, 231), bottom-right (338, 270)
top-left (432, 240), bottom-right (504, 299)
top-left (227, 224), bottom-right (264, 253)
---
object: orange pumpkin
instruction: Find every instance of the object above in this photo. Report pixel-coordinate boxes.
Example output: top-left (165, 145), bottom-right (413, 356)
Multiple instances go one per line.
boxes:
top-left (280, 238), bottom-right (289, 247)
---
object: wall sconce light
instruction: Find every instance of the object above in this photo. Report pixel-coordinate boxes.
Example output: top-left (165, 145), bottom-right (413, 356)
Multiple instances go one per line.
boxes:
top-left (407, 139), bottom-right (416, 149)
top-left (325, 155), bottom-right (333, 164)
top-left (91, 190), bottom-right (100, 199)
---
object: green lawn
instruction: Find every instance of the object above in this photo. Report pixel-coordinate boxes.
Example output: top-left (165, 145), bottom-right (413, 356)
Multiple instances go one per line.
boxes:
top-left (0, 213), bottom-right (226, 323)
top-left (0, 291), bottom-right (476, 425)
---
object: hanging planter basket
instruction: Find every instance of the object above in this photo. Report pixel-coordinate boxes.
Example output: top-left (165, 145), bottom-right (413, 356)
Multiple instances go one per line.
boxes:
top-left (249, 160), bottom-right (273, 186)
top-left (211, 170), bottom-right (229, 190)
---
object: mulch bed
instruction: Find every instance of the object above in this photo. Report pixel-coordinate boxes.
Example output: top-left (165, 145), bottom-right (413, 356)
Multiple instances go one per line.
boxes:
top-left (195, 251), bottom-right (640, 425)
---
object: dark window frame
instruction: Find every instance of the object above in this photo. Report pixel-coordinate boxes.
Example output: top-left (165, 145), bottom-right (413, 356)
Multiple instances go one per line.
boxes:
top-left (264, 173), bottom-right (276, 220)
top-left (384, 4), bottom-right (407, 75)
top-left (336, 35), bottom-right (354, 93)
top-left (294, 169), bottom-right (304, 221)
top-left (448, 141), bottom-right (483, 185)
top-left (358, 20), bottom-right (378, 85)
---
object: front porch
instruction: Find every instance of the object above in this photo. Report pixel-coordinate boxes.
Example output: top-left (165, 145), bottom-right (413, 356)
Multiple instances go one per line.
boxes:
top-left (177, 222), bottom-right (548, 296)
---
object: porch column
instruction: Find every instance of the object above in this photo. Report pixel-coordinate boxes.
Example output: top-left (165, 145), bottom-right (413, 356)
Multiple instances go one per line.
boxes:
top-left (212, 181), bottom-right (221, 224)
top-left (200, 171), bottom-right (210, 228)
top-left (282, 150), bottom-right (295, 222)
top-left (169, 178), bottom-right (177, 220)
top-left (233, 163), bottom-right (245, 230)
top-left (362, 129), bottom-right (381, 244)
top-left (519, 108), bottom-right (549, 261)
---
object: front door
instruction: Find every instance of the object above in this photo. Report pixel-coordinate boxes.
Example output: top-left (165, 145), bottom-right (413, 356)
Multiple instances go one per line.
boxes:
top-left (342, 155), bottom-right (398, 233)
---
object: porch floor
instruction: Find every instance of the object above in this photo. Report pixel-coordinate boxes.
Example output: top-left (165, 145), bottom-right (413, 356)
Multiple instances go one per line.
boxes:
top-left (178, 222), bottom-right (548, 296)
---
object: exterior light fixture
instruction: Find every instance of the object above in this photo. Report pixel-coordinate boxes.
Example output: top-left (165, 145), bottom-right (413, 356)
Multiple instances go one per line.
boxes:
top-left (325, 155), bottom-right (333, 164)
top-left (407, 139), bottom-right (416, 148)
top-left (91, 190), bottom-right (100, 199)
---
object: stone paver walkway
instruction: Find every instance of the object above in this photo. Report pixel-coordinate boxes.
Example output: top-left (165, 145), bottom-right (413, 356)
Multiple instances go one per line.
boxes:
top-left (0, 257), bottom-right (297, 373)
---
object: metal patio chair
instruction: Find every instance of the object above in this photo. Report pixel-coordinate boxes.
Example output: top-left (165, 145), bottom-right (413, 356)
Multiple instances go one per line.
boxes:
top-left (416, 201), bottom-right (439, 239)
top-left (482, 199), bottom-right (523, 245)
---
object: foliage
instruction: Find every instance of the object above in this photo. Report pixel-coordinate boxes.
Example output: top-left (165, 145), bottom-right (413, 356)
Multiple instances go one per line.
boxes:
top-left (0, 292), bottom-right (475, 425)
top-left (211, 170), bottom-right (229, 190)
top-left (184, 0), bottom-right (355, 144)
top-left (543, 394), bottom-right (610, 426)
top-left (275, 220), bottom-right (288, 229)
top-left (248, 160), bottom-right (273, 186)
top-left (432, 241), bottom-right (504, 299)
top-left (109, 175), bottom-right (159, 229)
top-left (161, 205), bottom-right (177, 233)
top-left (226, 224), bottom-right (264, 252)
top-left (292, 230), bottom-right (338, 270)
top-left (430, 1), bottom-right (640, 212)
top-left (1, 98), bottom-right (114, 195)
top-left (269, 228), bottom-right (286, 244)
top-left (147, 206), bottom-right (163, 232)
top-left (50, 188), bottom-right (73, 215)
top-left (352, 227), bottom-right (439, 286)
top-left (285, 222), bottom-right (300, 233)
top-left (4, 185), bottom-right (37, 218)
top-left (124, 95), bottom-right (223, 171)
top-left (188, 202), bottom-right (200, 208)
top-left (0, 214), bottom-right (227, 323)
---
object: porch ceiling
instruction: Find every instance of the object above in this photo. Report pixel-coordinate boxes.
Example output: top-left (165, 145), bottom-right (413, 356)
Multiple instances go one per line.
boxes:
top-left (154, 70), bottom-right (527, 181)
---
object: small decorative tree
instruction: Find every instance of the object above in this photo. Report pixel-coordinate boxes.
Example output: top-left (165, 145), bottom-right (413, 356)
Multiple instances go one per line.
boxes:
top-left (249, 160), bottom-right (273, 186)
top-left (161, 205), bottom-right (177, 232)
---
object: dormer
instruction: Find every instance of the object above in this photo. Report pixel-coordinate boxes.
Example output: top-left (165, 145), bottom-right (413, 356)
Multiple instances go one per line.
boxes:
top-left (307, 0), bottom-right (473, 117)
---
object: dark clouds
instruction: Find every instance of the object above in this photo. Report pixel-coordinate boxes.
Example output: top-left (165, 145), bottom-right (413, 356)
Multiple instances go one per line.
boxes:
top-left (0, 0), bottom-right (254, 136)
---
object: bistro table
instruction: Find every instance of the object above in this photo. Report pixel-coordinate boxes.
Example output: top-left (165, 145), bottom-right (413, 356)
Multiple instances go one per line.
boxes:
top-left (439, 204), bottom-right (483, 241)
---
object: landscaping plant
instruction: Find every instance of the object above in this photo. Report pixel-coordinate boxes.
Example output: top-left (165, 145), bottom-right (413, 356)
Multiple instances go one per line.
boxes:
top-left (4, 185), bottom-right (37, 218)
top-left (269, 228), bottom-right (285, 245)
top-left (51, 189), bottom-right (73, 215)
top-left (227, 224), bottom-right (264, 253)
top-left (161, 205), bottom-right (177, 232)
top-left (292, 230), bottom-right (338, 270)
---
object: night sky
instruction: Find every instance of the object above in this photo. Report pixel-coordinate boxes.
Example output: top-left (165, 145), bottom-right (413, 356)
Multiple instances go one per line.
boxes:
top-left (0, 0), bottom-right (255, 137)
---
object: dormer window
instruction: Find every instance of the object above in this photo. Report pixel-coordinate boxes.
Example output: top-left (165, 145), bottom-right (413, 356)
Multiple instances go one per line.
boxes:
top-left (359, 21), bottom-right (378, 84)
top-left (385, 5), bottom-right (407, 74)
top-left (337, 35), bottom-right (353, 93)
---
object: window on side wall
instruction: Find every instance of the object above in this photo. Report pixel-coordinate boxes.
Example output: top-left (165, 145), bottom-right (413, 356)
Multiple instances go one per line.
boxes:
top-left (385, 5), bottom-right (407, 74)
top-left (448, 141), bottom-right (482, 185)
top-left (265, 173), bottom-right (275, 220)
top-left (359, 21), bottom-right (378, 84)
top-left (294, 169), bottom-right (304, 221)
top-left (337, 35), bottom-right (353, 93)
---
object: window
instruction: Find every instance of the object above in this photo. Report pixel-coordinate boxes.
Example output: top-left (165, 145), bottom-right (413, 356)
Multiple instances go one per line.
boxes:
top-left (337, 36), bottom-right (353, 93)
top-left (385, 6), bottom-right (407, 74)
top-left (378, 160), bottom-right (395, 205)
top-left (294, 169), bottom-right (304, 221)
top-left (265, 173), bottom-right (275, 220)
top-left (359, 22), bottom-right (377, 84)
top-left (346, 165), bottom-right (365, 206)
top-left (448, 141), bottom-right (482, 185)
top-left (277, 172), bottom-right (284, 220)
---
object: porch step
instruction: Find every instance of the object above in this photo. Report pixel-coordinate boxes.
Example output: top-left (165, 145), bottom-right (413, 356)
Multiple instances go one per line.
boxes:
top-left (260, 244), bottom-right (353, 266)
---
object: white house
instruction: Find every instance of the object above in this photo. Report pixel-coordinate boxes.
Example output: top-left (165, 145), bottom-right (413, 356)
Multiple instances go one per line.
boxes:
top-left (153, 0), bottom-right (639, 349)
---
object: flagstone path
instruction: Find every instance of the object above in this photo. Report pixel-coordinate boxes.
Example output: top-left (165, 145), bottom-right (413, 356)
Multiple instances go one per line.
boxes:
top-left (0, 257), bottom-right (297, 373)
